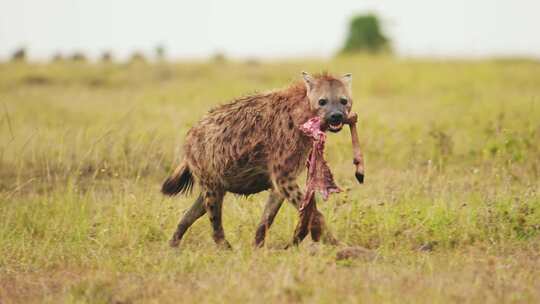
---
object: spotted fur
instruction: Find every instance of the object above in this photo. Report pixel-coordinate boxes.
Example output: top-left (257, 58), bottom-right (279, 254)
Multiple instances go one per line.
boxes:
top-left (163, 72), bottom-right (352, 248)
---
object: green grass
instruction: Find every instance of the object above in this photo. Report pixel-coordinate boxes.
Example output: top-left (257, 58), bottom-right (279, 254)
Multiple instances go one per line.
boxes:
top-left (1, 56), bottom-right (540, 303)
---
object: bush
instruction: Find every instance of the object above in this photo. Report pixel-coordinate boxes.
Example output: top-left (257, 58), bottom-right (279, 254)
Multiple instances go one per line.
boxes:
top-left (101, 51), bottom-right (113, 63)
top-left (70, 52), bottom-right (87, 62)
top-left (11, 48), bottom-right (26, 62)
top-left (52, 52), bottom-right (64, 62)
top-left (129, 51), bottom-right (147, 64)
top-left (155, 44), bottom-right (166, 61)
top-left (341, 14), bottom-right (390, 54)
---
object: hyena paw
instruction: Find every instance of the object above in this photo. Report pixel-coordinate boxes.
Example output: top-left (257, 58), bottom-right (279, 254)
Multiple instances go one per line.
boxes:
top-left (169, 237), bottom-right (181, 248)
top-left (216, 239), bottom-right (233, 250)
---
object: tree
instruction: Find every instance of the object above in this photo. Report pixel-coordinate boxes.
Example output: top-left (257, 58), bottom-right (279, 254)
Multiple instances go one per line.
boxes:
top-left (341, 14), bottom-right (390, 54)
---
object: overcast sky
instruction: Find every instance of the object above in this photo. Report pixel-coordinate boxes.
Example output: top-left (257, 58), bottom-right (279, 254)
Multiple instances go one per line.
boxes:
top-left (0, 0), bottom-right (538, 60)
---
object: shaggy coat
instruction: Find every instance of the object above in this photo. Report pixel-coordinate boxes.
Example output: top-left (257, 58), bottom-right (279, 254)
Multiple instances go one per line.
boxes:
top-left (162, 72), bottom-right (353, 248)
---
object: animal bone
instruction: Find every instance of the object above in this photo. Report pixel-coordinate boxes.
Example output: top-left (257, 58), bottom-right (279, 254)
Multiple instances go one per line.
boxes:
top-left (344, 112), bottom-right (365, 184)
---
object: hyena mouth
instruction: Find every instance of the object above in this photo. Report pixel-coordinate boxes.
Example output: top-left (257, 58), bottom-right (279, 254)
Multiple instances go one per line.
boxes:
top-left (328, 122), bottom-right (343, 132)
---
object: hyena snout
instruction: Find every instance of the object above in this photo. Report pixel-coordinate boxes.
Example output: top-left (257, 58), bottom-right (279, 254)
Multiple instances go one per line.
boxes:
top-left (327, 111), bottom-right (344, 124)
top-left (325, 111), bottom-right (346, 132)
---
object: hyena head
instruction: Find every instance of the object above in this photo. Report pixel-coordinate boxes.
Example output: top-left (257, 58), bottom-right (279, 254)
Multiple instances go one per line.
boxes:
top-left (302, 71), bottom-right (353, 133)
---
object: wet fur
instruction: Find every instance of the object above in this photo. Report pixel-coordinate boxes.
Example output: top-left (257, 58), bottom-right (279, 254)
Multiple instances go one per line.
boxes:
top-left (163, 73), bottom-right (348, 248)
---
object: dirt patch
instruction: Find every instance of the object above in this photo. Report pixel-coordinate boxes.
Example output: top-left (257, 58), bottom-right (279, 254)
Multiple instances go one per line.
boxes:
top-left (336, 246), bottom-right (377, 261)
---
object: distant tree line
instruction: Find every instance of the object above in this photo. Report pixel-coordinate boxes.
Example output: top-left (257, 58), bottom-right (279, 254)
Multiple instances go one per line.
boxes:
top-left (7, 45), bottom-right (168, 64)
top-left (6, 15), bottom-right (392, 63)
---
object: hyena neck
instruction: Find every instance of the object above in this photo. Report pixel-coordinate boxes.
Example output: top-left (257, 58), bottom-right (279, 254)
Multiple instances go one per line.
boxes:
top-left (280, 81), bottom-right (316, 127)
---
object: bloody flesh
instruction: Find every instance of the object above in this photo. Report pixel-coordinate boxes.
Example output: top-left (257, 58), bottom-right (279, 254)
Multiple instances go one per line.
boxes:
top-left (299, 117), bottom-right (341, 211)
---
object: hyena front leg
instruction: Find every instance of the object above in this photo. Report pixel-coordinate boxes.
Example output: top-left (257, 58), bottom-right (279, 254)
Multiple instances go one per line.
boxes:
top-left (286, 196), bottom-right (339, 245)
top-left (254, 190), bottom-right (285, 248)
top-left (310, 208), bottom-right (340, 245)
top-left (272, 174), bottom-right (313, 246)
top-left (202, 189), bottom-right (231, 249)
top-left (272, 173), bottom-right (339, 246)
top-left (169, 194), bottom-right (206, 248)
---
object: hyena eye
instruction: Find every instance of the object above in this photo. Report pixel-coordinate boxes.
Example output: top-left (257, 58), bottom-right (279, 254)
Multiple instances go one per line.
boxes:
top-left (318, 99), bottom-right (328, 106)
top-left (340, 97), bottom-right (348, 105)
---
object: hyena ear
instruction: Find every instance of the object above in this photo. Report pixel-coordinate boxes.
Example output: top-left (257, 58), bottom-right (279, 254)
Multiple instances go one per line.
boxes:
top-left (302, 71), bottom-right (315, 92)
top-left (342, 73), bottom-right (352, 90)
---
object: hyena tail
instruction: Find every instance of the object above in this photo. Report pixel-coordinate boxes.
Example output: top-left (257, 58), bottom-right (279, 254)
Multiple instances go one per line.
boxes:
top-left (161, 160), bottom-right (194, 196)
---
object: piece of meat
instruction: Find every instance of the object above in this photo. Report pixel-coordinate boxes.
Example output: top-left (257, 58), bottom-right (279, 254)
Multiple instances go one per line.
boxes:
top-left (299, 117), bottom-right (341, 211)
top-left (345, 112), bottom-right (365, 184)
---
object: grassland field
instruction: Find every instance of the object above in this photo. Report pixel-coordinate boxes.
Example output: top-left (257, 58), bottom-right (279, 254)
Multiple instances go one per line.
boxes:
top-left (1, 55), bottom-right (540, 303)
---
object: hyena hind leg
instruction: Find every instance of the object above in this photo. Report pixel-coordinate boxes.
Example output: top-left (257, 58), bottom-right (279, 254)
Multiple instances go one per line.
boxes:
top-left (254, 190), bottom-right (285, 248)
top-left (169, 194), bottom-right (206, 248)
top-left (202, 189), bottom-right (232, 249)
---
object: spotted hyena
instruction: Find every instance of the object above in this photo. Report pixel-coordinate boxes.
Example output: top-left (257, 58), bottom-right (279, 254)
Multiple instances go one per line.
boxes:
top-left (162, 72), bottom-right (354, 248)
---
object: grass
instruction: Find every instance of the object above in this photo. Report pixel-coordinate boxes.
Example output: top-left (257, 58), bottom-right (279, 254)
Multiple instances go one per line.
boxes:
top-left (1, 55), bottom-right (540, 303)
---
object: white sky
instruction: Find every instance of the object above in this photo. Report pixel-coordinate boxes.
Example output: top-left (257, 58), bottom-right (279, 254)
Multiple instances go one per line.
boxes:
top-left (0, 0), bottom-right (539, 60)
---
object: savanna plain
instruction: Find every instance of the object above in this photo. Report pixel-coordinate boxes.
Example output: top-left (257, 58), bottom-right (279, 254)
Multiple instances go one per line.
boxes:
top-left (1, 56), bottom-right (540, 303)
